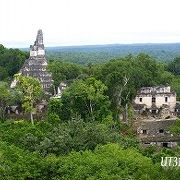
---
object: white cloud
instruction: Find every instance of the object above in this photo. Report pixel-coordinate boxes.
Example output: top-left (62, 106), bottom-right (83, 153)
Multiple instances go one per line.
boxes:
top-left (1, 0), bottom-right (180, 47)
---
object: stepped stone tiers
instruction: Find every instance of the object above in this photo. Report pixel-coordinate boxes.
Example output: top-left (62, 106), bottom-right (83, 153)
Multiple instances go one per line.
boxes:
top-left (11, 30), bottom-right (53, 93)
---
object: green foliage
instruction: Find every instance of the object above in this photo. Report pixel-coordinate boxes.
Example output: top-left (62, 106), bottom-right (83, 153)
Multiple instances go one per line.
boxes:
top-left (1, 139), bottom-right (179, 180)
top-left (29, 119), bottom-right (121, 156)
top-left (0, 141), bottom-right (152, 179)
top-left (0, 121), bottom-right (46, 147)
top-left (169, 119), bottom-right (180, 135)
top-left (16, 75), bottom-right (43, 124)
top-left (166, 57), bottom-right (180, 100)
top-left (1, 44), bottom-right (180, 179)
top-left (141, 145), bottom-right (180, 168)
top-left (47, 113), bottom-right (61, 124)
top-left (167, 57), bottom-right (180, 75)
top-left (0, 82), bottom-right (11, 120)
top-left (42, 144), bottom-right (163, 179)
top-left (48, 60), bottom-right (84, 87)
top-left (61, 77), bottom-right (111, 122)
top-left (0, 118), bottom-right (121, 156)
top-left (47, 98), bottom-right (62, 118)
top-left (0, 82), bottom-right (21, 120)
top-left (92, 54), bottom-right (176, 119)
top-left (0, 66), bottom-right (8, 81)
top-left (132, 54), bottom-right (173, 86)
top-left (46, 44), bottom-right (180, 65)
top-left (0, 119), bottom-right (179, 179)
top-left (47, 98), bottom-right (62, 124)
top-left (0, 141), bottom-right (44, 179)
top-left (0, 44), bottom-right (28, 81)
top-left (171, 76), bottom-right (180, 100)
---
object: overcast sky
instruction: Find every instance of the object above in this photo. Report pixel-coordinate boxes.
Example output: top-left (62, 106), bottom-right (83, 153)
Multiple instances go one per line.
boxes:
top-left (1, 0), bottom-right (180, 47)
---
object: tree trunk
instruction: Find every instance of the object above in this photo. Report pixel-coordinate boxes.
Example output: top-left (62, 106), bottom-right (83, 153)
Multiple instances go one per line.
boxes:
top-left (125, 103), bottom-right (128, 125)
top-left (30, 112), bottom-right (34, 125)
top-left (89, 99), bottom-right (95, 121)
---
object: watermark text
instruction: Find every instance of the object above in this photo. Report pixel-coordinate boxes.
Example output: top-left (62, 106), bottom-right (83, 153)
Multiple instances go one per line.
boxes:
top-left (161, 157), bottom-right (180, 167)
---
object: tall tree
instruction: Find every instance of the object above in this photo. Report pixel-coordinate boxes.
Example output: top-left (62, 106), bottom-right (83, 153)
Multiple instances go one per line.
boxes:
top-left (96, 58), bottom-right (136, 123)
top-left (16, 75), bottom-right (43, 125)
top-left (60, 77), bottom-right (111, 122)
top-left (94, 53), bottom-right (172, 123)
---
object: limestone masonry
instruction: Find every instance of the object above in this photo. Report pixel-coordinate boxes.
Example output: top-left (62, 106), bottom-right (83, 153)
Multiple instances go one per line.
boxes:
top-left (133, 85), bottom-right (180, 148)
top-left (11, 30), bottom-right (53, 93)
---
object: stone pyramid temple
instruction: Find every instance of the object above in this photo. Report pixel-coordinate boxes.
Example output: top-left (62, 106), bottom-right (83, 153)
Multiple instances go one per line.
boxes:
top-left (11, 29), bottom-right (53, 93)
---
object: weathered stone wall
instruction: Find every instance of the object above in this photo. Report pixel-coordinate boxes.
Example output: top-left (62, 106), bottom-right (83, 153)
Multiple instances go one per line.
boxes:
top-left (134, 94), bottom-right (176, 111)
top-left (134, 86), bottom-right (176, 113)
top-left (137, 118), bottom-right (177, 135)
top-left (136, 118), bottom-right (180, 147)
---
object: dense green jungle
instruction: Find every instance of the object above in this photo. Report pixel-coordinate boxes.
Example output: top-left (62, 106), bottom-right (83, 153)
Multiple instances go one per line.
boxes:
top-left (0, 44), bottom-right (180, 179)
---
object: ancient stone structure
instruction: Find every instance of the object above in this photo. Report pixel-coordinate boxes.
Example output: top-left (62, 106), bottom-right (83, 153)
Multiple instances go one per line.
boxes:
top-left (136, 118), bottom-right (179, 148)
top-left (11, 29), bottom-right (53, 93)
top-left (134, 86), bottom-right (176, 117)
top-left (133, 86), bottom-right (180, 148)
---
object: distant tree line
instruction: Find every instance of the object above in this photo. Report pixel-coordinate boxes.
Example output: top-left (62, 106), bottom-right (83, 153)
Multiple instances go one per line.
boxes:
top-left (46, 43), bottom-right (180, 65)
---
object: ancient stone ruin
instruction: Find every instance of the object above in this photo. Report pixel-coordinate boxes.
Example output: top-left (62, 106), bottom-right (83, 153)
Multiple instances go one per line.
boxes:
top-left (134, 86), bottom-right (176, 118)
top-left (11, 29), bottom-right (53, 94)
top-left (133, 85), bottom-right (180, 148)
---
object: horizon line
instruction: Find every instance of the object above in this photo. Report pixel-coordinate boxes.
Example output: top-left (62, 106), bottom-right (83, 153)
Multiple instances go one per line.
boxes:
top-left (5, 41), bottom-right (180, 49)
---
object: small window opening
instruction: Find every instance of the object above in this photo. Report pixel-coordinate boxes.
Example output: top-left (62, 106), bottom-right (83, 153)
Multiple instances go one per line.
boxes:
top-left (163, 142), bottom-right (168, 147)
top-left (142, 130), bottom-right (147, 134)
top-left (152, 97), bottom-right (156, 103)
top-left (152, 110), bottom-right (157, 114)
top-left (140, 98), bottom-right (142, 102)
top-left (165, 97), bottom-right (168, 102)
top-left (159, 129), bottom-right (164, 133)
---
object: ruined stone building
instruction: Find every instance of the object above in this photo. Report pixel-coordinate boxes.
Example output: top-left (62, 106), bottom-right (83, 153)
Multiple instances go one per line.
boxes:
top-left (11, 29), bottom-right (53, 94)
top-left (134, 86), bottom-right (176, 118)
top-left (136, 118), bottom-right (179, 148)
top-left (133, 85), bottom-right (180, 148)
